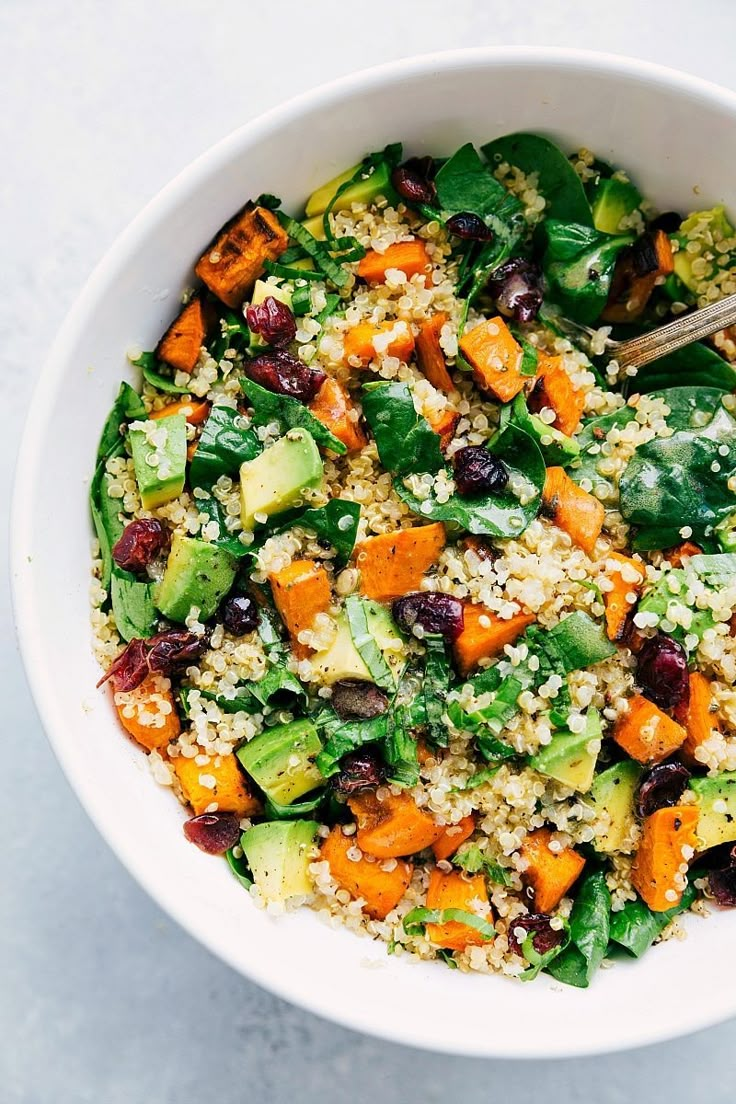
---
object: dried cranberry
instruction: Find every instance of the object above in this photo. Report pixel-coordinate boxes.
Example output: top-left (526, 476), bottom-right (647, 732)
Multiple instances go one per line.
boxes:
top-left (392, 592), bottom-right (465, 641)
top-left (636, 762), bottom-right (691, 818)
top-left (648, 211), bottom-right (683, 235)
top-left (332, 679), bottom-right (389, 720)
top-left (183, 812), bottom-right (241, 855)
top-left (111, 518), bottom-right (168, 573)
top-left (445, 213), bottom-right (494, 242)
top-left (245, 296), bottom-right (297, 347)
top-left (637, 634), bottom-right (689, 710)
top-left (708, 846), bottom-right (736, 907)
top-left (487, 258), bottom-right (543, 322)
top-left (221, 595), bottom-right (259, 636)
top-left (391, 157), bottom-right (436, 206)
top-left (331, 748), bottom-right (385, 796)
top-left (245, 350), bottom-right (326, 404)
top-left (97, 637), bottom-right (150, 692)
top-left (453, 446), bottom-right (509, 497)
top-left (508, 913), bottom-right (564, 957)
top-left (147, 630), bottom-right (208, 676)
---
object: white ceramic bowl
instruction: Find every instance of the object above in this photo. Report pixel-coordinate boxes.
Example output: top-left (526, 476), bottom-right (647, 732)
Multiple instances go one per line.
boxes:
top-left (12, 47), bottom-right (736, 1058)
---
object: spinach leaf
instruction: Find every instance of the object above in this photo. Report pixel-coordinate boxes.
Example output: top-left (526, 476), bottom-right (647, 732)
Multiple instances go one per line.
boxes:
top-left (208, 309), bottom-right (251, 361)
top-left (96, 381), bottom-right (146, 465)
top-left (546, 869), bottom-right (611, 988)
top-left (315, 711), bottom-right (389, 777)
top-left (453, 844), bottom-right (513, 886)
top-left (90, 467), bottom-right (125, 591)
top-left (194, 495), bottom-right (253, 559)
top-left (179, 685), bottom-right (261, 717)
top-left (361, 381), bottom-right (444, 477)
top-left (502, 393), bottom-right (581, 468)
top-left (608, 883), bottom-right (696, 958)
top-left (264, 792), bottom-right (325, 820)
top-left (110, 569), bottom-right (158, 642)
top-left (277, 213), bottom-right (353, 289)
top-left (619, 401), bottom-right (736, 548)
top-left (189, 403), bottom-right (261, 487)
top-left (423, 636), bottom-right (451, 747)
top-left (384, 705), bottom-right (420, 788)
top-left (249, 661), bottom-right (306, 709)
top-left (395, 424), bottom-right (545, 538)
top-left (481, 132), bottom-right (593, 226)
top-left (434, 142), bottom-right (518, 221)
top-left (542, 611), bottom-right (615, 673)
top-left (240, 376), bottom-right (347, 454)
top-left (619, 339), bottom-right (736, 397)
top-left (541, 221), bottom-right (634, 325)
top-left (293, 499), bottom-right (361, 565)
top-left (225, 847), bottom-right (253, 890)
top-left (637, 568), bottom-right (716, 647)
top-left (648, 386), bottom-right (724, 431)
top-left (569, 405), bottom-right (637, 496)
top-left (132, 351), bottom-right (191, 395)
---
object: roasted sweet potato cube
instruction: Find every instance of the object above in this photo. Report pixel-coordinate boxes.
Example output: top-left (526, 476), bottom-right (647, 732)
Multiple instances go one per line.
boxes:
top-left (156, 297), bottom-right (215, 374)
top-left (195, 204), bottom-right (288, 307)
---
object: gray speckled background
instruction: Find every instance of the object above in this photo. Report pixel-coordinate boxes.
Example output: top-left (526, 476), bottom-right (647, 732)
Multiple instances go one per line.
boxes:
top-left (4, 2), bottom-right (736, 1099)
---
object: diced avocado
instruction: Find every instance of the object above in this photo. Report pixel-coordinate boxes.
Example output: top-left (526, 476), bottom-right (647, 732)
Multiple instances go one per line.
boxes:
top-left (156, 533), bottom-right (237, 622)
top-left (304, 161), bottom-right (396, 219)
top-left (589, 760), bottom-right (642, 854)
top-left (591, 178), bottom-right (642, 235)
top-left (638, 571), bottom-right (715, 644)
top-left (526, 411), bottom-right (581, 467)
top-left (311, 610), bottom-right (370, 684)
top-left (237, 718), bottom-right (324, 805)
top-left (529, 709), bottom-right (602, 792)
top-left (691, 771), bottom-right (736, 850)
top-left (240, 429), bottom-right (323, 530)
top-left (673, 206), bottom-right (735, 293)
top-left (300, 215), bottom-right (327, 241)
top-left (240, 820), bottom-right (319, 902)
top-left (249, 280), bottom-right (293, 350)
top-left (129, 414), bottom-right (187, 509)
top-left (345, 596), bottom-right (405, 689)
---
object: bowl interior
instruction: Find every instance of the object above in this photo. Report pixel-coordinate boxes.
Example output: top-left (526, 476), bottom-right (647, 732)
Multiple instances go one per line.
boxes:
top-left (13, 49), bottom-right (736, 1057)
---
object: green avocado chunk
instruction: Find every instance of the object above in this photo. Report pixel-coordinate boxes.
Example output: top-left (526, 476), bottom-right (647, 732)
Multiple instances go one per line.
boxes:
top-left (239, 820), bottom-right (319, 902)
top-left (310, 611), bottom-right (371, 685)
top-left (304, 161), bottom-right (394, 219)
top-left (673, 206), bottom-right (735, 294)
top-left (129, 413), bottom-right (187, 509)
top-left (690, 771), bottom-right (736, 850)
top-left (240, 428), bottom-right (323, 530)
top-left (529, 709), bottom-right (602, 792)
top-left (156, 533), bottom-right (237, 622)
top-left (590, 177), bottom-right (642, 234)
top-left (237, 718), bottom-right (324, 805)
top-left (589, 760), bottom-right (641, 854)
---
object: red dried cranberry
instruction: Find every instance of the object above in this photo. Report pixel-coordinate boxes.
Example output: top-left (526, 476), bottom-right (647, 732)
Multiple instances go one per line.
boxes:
top-left (487, 258), bottom-right (543, 322)
top-left (391, 157), bottom-right (436, 206)
top-left (97, 637), bottom-right (150, 692)
top-left (112, 518), bottom-right (168, 573)
top-left (183, 812), bottom-right (241, 855)
top-left (245, 350), bottom-right (326, 404)
top-left (648, 211), bottom-right (683, 235)
top-left (508, 913), bottom-right (564, 957)
top-left (147, 630), bottom-right (208, 676)
top-left (392, 592), bottom-right (465, 641)
top-left (332, 679), bottom-right (389, 720)
top-left (222, 594), bottom-right (259, 635)
top-left (245, 296), bottom-right (297, 347)
top-left (453, 446), bottom-right (509, 497)
top-left (331, 749), bottom-right (385, 796)
top-left (445, 213), bottom-right (494, 242)
top-left (708, 846), bottom-right (736, 907)
top-left (637, 634), bottom-right (689, 710)
top-left (636, 762), bottom-right (691, 818)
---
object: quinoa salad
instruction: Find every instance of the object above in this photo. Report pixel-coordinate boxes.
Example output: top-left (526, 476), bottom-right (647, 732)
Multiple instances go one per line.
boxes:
top-left (90, 134), bottom-right (736, 987)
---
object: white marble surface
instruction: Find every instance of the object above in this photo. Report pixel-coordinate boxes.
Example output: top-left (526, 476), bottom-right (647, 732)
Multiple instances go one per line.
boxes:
top-left (4, 2), bottom-right (736, 1099)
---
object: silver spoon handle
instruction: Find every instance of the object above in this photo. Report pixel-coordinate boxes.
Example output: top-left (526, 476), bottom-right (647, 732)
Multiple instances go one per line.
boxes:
top-left (614, 293), bottom-right (736, 370)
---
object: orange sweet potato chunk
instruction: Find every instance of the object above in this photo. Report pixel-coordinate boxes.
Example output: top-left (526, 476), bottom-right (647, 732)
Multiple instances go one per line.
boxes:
top-left (355, 523), bottom-right (446, 602)
top-left (172, 751), bottom-right (261, 817)
top-left (156, 298), bottom-right (214, 374)
top-left (631, 805), bottom-right (698, 912)
top-left (195, 204), bottom-right (288, 307)
top-left (113, 673), bottom-right (181, 752)
top-left (425, 868), bottom-right (491, 951)
top-left (349, 790), bottom-right (444, 858)
top-left (613, 694), bottom-right (687, 764)
top-left (321, 826), bottom-right (412, 919)
top-left (542, 466), bottom-right (605, 554)
top-left (270, 559), bottom-right (332, 658)
top-left (459, 316), bottom-right (525, 402)
top-left (308, 377), bottom-right (367, 452)
top-left (520, 827), bottom-right (585, 913)
top-left (453, 604), bottom-right (535, 677)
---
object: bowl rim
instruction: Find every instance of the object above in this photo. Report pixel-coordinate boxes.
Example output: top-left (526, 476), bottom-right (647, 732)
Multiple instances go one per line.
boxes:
top-left (12, 45), bottom-right (736, 1058)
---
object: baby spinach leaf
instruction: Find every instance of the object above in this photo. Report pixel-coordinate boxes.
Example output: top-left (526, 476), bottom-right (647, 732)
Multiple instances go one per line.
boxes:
top-left (384, 705), bottom-right (420, 788)
top-left (648, 386), bottom-right (724, 431)
top-left (481, 132), bottom-right (593, 225)
top-left (189, 403), bottom-right (261, 488)
top-left (110, 569), bottom-right (158, 642)
top-left (249, 661), bottom-right (307, 709)
top-left (620, 401), bottom-right (736, 547)
top-left (315, 710), bottom-right (389, 777)
top-left (264, 792), bottom-right (325, 820)
top-left (293, 499), bottom-right (361, 565)
top-left (362, 380), bottom-right (444, 476)
top-left (395, 424), bottom-right (545, 538)
top-left (193, 495), bottom-right (252, 559)
top-left (178, 685), bottom-right (261, 716)
top-left (434, 142), bottom-right (515, 221)
top-left (619, 338), bottom-right (736, 397)
top-left (423, 636), bottom-right (451, 747)
top-left (240, 376), bottom-right (346, 454)
top-left (132, 351), bottom-right (191, 395)
top-left (541, 220), bottom-right (634, 325)
top-left (225, 847), bottom-right (253, 890)
top-left (546, 869), bottom-right (611, 988)
top-left (569, 406), bottom-right (637, 495)
top-left (96, 381), bottom-right (146, 465)
top-left (90, 467), bottom-right (125, 591)
top-left (453, 844), bottom-right (513, 886)
top-left (542, 611), bottom-right (615, 673)
top-left (608, 883), bottom-right (696, 958)
top-left (501, 393), bottom-right (581, 468)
